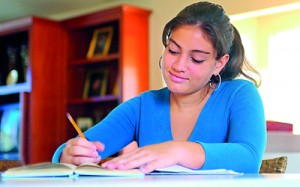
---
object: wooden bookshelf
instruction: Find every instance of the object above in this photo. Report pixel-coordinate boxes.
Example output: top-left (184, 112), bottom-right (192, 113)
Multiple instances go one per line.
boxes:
top-left (0, 5), bottom-right (150, 164)
top-left (62, 5), bottom-right (151, 138)
top-left (0, 17), bottom-right (66, 164)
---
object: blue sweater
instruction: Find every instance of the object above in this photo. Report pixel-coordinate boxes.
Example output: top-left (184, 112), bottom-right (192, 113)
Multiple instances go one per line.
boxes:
top-left (53, 79), bottom-right (266, 173)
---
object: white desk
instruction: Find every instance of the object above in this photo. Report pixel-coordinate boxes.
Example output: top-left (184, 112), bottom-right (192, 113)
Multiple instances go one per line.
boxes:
top-left (1, 174), bottom-right (300, 187)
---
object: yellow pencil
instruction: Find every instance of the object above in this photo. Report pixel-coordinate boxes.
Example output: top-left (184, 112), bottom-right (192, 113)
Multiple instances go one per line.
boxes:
top-left (66, 112), bottom-right (86, 139)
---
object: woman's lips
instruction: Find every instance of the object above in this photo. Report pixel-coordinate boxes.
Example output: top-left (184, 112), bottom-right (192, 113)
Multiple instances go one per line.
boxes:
top-left (169, 71), bottom-right (188, 83)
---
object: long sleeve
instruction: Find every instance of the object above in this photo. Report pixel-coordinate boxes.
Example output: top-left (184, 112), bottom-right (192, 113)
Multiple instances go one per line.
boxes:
top-left (199, 80), bottom-right (266, 173)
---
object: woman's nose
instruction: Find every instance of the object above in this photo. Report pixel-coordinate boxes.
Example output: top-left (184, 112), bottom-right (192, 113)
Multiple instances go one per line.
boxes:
top-left (172, 54), bottom-right (188, 72)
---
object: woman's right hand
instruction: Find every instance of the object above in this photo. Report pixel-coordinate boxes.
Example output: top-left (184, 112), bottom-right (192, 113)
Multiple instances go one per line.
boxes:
top-left (60, 137), bottom-right (105, 165)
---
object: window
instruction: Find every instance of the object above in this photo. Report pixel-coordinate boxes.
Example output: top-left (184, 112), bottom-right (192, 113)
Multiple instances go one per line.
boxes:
top-left (259, 29), bottom-right (300, 134)
top-left (233, 9), bottom-right (300, 134)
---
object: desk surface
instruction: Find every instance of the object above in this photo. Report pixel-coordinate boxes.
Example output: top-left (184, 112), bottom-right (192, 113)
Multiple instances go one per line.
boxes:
top-left (1, 173), bottom-right (300, 187)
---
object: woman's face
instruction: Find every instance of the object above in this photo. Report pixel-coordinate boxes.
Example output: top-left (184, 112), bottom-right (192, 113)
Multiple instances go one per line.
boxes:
top-left (162, 25), bottom-right (225, 95)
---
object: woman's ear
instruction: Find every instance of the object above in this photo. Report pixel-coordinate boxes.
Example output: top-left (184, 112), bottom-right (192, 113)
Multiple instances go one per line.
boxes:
top-left (214, 54), bottom-right (229, 75)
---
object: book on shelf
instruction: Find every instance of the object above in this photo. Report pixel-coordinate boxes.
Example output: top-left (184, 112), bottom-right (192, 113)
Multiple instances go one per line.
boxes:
top-left (2, 162), bottom-right (242, 178)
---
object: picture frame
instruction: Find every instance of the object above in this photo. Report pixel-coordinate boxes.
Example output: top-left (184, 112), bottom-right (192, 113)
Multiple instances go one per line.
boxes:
top-left (83, 69), bottom-right (108, 98)
top-left (86, 26), bottom-right (113, 58)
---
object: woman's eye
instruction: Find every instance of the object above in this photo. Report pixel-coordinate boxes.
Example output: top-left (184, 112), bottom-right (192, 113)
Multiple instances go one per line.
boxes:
top-left (168, 48), bottom-right (179, 55)
top-left (191, 57), bottom-right (204, 64)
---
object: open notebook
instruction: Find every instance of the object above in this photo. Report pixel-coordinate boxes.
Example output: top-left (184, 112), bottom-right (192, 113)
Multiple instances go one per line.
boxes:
top-left (1, 162), bottom-right (143, 178)
top-left (151, 165), bottom-right (242, 175)
top-left (2, 162), bottom-right (242, 178)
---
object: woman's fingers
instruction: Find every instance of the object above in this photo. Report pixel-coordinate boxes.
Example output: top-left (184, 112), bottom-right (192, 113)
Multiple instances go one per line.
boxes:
top-left (62, 152), bottom-right (101, 165)
top-left (93, 141), bottom-right (105, 152)
top-left (139, 159), bottom-right (169, 173)
top-left (71, 155), bottom-right (101, 165)
top-left (101, 142), bottom-right (180, 173)
top-left (61, 137), bottom-right (104, 165)
top-left (102, 147), bottom-right (159, 171)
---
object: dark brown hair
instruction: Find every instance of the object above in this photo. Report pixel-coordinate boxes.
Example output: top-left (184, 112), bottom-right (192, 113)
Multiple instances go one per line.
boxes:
top-left (162, 1), bottom-right (261, 87)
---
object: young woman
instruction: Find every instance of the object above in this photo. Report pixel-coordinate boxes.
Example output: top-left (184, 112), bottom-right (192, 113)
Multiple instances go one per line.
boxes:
top-left (52, 1), bottom-right (266, 174)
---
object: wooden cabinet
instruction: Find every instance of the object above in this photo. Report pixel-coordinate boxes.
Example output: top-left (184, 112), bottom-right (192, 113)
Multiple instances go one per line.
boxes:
top-left (62, 5), bottom-right (151, 139)
top-left (0, 17), bottom-right (66, 164)
top-left (0, 5), bottom-right (150, 164)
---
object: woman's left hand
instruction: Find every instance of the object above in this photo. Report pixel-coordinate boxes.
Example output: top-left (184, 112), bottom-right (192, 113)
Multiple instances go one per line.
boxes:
top-left (101, 141), bottom-right (205, 173)
top-left (101, 141), bottom-right (179, 173)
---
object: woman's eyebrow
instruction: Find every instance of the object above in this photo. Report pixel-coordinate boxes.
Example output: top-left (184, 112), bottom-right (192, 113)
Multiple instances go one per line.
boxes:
top-left (169, 38), bottom-right (211, 54)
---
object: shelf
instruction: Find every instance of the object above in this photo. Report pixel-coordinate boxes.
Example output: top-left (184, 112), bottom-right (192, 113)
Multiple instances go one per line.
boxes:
top-left (0, 17), bottom-right (32, 35)
top-left (68, 94), bottom-right (119, 105)
top-left (0, 82), bottom-right (31, 95)
top-left (70, 53), bottom-right (120, 66)
top-left (0, 102), bottom-right (19, 110)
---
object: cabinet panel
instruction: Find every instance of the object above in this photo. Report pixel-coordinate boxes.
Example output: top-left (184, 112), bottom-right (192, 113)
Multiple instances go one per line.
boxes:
top-left (27, 18), bottom-right (66, 164)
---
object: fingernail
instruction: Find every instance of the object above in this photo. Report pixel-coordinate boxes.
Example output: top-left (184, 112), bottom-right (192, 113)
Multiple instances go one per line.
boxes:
top-left (139, 165), bottom-right (147, 173)
top-left (90, 150), bottom-right (97, 156)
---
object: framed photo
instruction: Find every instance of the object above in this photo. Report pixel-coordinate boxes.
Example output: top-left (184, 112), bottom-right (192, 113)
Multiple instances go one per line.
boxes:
top-left (86, 27), bottom-right (113, 58)
top-left (83, 69), bottom-right (108, 98)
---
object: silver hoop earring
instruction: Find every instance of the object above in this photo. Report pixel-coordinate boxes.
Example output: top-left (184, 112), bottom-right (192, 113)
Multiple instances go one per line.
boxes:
top-left (159, 56), bottom-right (162, 69)
top-left (209, 74), bottom-right (222, 91)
